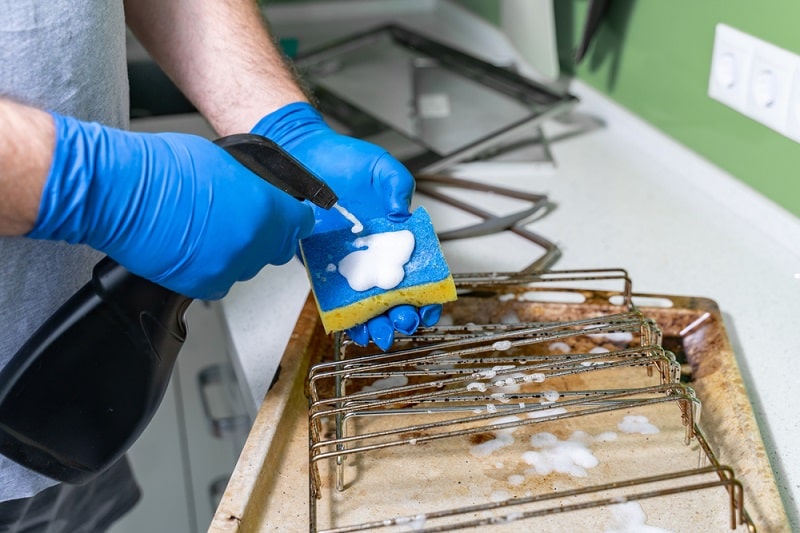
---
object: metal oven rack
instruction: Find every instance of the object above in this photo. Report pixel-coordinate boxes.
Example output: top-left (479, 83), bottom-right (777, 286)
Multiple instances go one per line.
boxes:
top-left (209, 276), bottom-right (788, 532)
top-left (303, 270), bottom-right (761, 532)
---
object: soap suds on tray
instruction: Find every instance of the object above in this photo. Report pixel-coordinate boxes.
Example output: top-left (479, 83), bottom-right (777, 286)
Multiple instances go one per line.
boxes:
top-left (548, 341), bottom-right (571, 353)
top-left (492, 340), bottom-right (512, 351)
top-left (467, 382), bottom-right (488, 392)
top-left (471, 432), bottom-right (514, 457)
top-left (489, 490), bottom-right (511, 502)
top-left (338, 230), bottom-right (415, 291)
top-left (594, 431), bottom-right (619, 442)
top-left (469, 416), bottom-right (521, 457)
top-left (618, 415), bottom-right (660, 435)
top-left (477, 366), bottom-right (508, 380)
top-left (360, 375), bottom-right (409, 393)
top-left (584, 327), bottom-right (634, 344)
top-left (540, 390), bottom-right (560, 404)
top-left (490, 393), bottom-right (511, 403)
top-left (507, 474), bottom-right (525, 486)
top-left (604, 501), bottom-right (673, 533)
top-left (527, 406), bottom-right (567, 419)
top-left (581, 359), bottom-right (607, 366)
top-left (394, 513), bottom-right (427, 531)
top-left (522, 431), bottom-right (604, 477)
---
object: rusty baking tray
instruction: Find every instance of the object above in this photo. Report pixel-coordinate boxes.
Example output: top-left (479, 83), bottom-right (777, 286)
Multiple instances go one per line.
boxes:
top-left (210, 270), bottom-right (788, 532)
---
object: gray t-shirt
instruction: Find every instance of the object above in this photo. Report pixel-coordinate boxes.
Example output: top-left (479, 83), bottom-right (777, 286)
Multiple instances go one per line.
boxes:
top-left (0, 0), bottom-right (129, 501)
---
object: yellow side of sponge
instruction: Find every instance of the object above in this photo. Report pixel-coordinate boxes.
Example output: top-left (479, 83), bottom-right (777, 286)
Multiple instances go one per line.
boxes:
top-left (299, 207), bottom-right (457, 333)
top-left (317, 276), bottom-right (457, 333)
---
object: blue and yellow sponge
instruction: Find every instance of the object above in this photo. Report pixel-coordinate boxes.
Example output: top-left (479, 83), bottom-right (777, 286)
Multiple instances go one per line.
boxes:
top-left (299, 206), bottom-right (457, 333)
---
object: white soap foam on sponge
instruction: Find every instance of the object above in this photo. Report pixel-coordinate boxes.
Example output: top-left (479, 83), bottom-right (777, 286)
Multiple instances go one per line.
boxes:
top-left (338, 230), bottom-right (415, 291)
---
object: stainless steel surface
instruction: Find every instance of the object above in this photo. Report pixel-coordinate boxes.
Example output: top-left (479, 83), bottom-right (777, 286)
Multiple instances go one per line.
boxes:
top-left (294, 24), bottom-right (578, 174)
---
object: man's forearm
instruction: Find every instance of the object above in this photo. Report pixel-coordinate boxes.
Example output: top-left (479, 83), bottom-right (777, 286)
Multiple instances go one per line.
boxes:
top-left (124, 0), bottom-right (309, 136)
top-left (0, 97), bottom-right (52, 235)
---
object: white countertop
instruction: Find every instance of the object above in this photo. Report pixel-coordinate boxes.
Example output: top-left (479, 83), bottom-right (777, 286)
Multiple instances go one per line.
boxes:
top-left (217, 78), bottom-right (800, 525)
top-left (131, 2), bottom-right (800, 526)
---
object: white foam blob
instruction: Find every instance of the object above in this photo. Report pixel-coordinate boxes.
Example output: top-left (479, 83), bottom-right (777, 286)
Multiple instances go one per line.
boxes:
top-left (581, 360), bottom-right (607, 366)
top-left (618, 415), bottom-right (660, 435)
top-left (522, 431), bottom-right (600, 477)
top-left (548, 341), bottom-right (572, 353)
top-left (540, 390), bottom-right (560, 404)
top-left (470, 433), bottom-right (515, 457)
top-left (604, 501), bottom-right (673, 533)
top-left (395, 513), bottom-right (427, 531)
top-left (507, 474), bottom-right (525, 486)
top-left (603, 332), bottom-right (634, 343)
top-left (522, 373), bottom-right (546, 383)
top-left (490, 393), bottom-right (511, 403)
top-left (360, 375), bottom-right (409, 393)
top-left (594, 431), bottom-right (619, 442)
top-left (568, 430), bottom-right (592, 444)
top-left (493, 376), bottom-right (520, 391)
top-left (338, 230), bottom-right (414, 291)
top-left (585, 328), bottom-right (634, 344)
top-left (469, 416), bottom-right (521, 457)
top-left (489, 490), bottom-right (511, 502)
top-left (501, 512), bottom-right (524, 523)
top-left (492, 340), bottom-right (513, 351)
top-left (527, 406), bottom-right (567, 419)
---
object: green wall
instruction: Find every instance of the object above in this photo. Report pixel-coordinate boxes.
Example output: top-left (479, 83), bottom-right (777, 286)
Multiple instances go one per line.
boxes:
top-left (453, 0), bottom-right (499, 23)
top-left (458, 0), bottom-right (800, 218)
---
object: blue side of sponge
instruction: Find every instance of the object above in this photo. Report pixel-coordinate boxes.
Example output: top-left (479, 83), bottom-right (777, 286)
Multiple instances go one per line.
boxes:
top-left (299, 206), bottom-right (457, 333)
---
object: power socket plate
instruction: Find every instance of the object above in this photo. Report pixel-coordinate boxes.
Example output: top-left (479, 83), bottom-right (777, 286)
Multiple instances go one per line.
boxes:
top-left (709, 23), bottom-right (800, 142)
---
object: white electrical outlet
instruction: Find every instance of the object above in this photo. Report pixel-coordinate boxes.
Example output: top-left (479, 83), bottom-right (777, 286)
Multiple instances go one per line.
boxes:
top-left (709, 23), bottom-right (800, 142)
top-left (709, 24), bottom-right (753, 112)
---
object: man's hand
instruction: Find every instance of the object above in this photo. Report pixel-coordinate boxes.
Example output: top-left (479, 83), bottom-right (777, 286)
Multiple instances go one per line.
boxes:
top-left (252, 102), bottom-right (442, 350)
top-left (27, 112), bottom-right (314, 300)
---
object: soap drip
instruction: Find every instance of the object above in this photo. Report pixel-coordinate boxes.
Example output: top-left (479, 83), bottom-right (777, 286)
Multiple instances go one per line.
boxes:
top-left (333, 202), bottom-right (363, 233)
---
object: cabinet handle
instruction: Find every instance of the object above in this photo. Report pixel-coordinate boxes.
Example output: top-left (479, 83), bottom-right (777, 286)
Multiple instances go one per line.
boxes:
top-left (197, 363), bottom-right (251, 439)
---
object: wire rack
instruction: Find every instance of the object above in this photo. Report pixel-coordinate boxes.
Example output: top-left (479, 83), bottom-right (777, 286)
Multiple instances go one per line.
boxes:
top-left (305, 270), bottom-right (755, 532)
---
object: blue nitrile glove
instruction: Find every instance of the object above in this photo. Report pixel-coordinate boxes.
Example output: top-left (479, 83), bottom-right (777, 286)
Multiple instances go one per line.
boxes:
top-left (252, 102), bottom-right (442, 350)
top-left (27, 112), bottom-right (315, 300)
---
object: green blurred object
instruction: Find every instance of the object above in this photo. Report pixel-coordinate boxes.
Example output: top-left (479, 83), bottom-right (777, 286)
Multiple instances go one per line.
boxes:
top-left (279, 37), bottom-right (300, 58)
